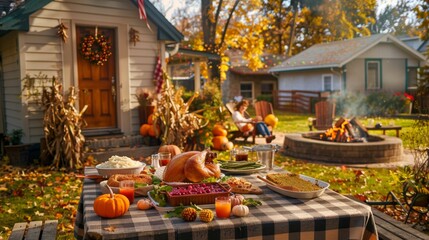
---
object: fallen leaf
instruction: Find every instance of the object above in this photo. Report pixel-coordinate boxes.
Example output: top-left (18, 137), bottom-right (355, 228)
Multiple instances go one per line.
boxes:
top-left (104, 225), bottom-right (116, 232)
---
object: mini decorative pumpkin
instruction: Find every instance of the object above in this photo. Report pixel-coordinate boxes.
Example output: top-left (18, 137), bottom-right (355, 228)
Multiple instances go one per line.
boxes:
top-left (93, 185), bottom-right (130, 218)
top-left (232, 204), bottom-right (249, 217)
top-left (212, 136), bottom-right (228, 150)
top-left (223, 141), bottom-right (234, 151)
top-left (231, 194), bottom-right (245, 207)
top-left (158, 145), bottom-right (181, 157)
top-left (137, 198), bottom-right (153, 210)
top-left (139, 124), bottom-right (151, 136)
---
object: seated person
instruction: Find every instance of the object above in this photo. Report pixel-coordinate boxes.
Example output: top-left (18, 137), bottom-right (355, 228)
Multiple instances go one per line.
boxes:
top-left (232, 100), bottom-right (276, 143)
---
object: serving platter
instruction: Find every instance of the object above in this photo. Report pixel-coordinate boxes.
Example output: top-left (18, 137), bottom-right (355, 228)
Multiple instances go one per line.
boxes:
top-left (99, 180), bottom-right (154, 196)
top-left (220, 165), bottom-right (266, 175)
top-left (258, 174), bottom-right (329, 199)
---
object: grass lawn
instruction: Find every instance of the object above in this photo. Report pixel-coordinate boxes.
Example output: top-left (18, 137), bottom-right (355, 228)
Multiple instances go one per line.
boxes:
top-left (0, 111), bottom-right (425, 239)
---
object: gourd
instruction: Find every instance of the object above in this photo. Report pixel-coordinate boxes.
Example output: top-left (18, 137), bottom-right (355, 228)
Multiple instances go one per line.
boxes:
top-left (230, 194), bottom-right (245, 207)
top-left (137, 198), bottom-right (153, 210)
top-left (93, 185), bottom-right (130, 218)
top-left (158, 145), bottom-right (181, 157)
top-left (232, 205), bottom-right (249, 217)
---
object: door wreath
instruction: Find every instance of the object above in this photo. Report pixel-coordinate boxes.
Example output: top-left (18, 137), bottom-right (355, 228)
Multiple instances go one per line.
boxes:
top-left (80, 34), bottom-right (112, 66)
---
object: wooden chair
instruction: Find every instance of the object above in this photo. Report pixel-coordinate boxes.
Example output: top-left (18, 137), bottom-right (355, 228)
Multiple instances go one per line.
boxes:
top-left (225, 102), bottom-right (256, 144)
top-left (253, 101), bottom-right (274, 120)
top-left (314, 101), bottom-right (336, 130)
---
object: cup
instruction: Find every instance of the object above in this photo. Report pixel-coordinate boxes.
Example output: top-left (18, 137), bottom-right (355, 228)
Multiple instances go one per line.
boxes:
top-left (119, 180), bottom-right (135, 204)
top-left (215, 196), bottom-right (231, 218)
top-left (235, 149), bottom-right (249, 161)
top-left (158, 152), bottom-right (171, 166)
top-left (151, 153), bottom-right (160, 169)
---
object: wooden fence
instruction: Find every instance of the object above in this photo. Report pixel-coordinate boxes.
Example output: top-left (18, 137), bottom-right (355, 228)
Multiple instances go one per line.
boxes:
top-left (272, 90), bottom-right (329, 113)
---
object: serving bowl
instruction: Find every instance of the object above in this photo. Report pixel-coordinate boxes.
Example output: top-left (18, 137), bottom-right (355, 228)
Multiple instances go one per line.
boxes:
top-left (95, 162), bottom-right (145, 177)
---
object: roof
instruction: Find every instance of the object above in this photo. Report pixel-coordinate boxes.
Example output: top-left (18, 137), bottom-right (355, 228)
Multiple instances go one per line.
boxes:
top-left (0, 0), bottom-right (183, 42)
top-left (226, 49), bottom-right (288, 75)
top-left (269, 34), bottom-right (426, 73)
top-left (168, 48), bottom-right (220, 64)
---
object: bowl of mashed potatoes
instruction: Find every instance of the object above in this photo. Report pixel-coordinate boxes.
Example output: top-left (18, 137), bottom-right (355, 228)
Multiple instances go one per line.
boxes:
top-left (95, 155), bottom-right (145, 177)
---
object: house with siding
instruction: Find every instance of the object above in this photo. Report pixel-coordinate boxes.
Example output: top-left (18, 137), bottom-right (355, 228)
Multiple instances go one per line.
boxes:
top-left (0, 0), bottom-right (183, 144)
top-left (269, 34), bottom-right (426, 97)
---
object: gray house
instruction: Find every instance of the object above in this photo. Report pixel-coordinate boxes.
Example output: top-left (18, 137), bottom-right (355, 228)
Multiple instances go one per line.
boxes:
top-left (0, 0), bottom-right (183, 144)
top-left (270, 34), bottom-right (426, 95)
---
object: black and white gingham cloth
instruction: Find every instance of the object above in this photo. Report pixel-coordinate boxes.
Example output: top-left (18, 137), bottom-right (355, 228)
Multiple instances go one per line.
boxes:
top-left (74, 167), bottom-right (378, 240)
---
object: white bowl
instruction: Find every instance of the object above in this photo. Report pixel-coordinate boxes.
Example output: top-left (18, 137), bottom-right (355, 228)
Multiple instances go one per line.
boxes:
top-left (95, 162), bottom-right (145, 177)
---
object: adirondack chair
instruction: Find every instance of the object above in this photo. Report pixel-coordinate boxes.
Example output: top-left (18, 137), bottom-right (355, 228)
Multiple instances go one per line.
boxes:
top-left (314, 101), bottom-right (336, 130)
top-left (225, 102), bottom-right (256, 144)
top-left (253, 101), bottom-right (274, 134)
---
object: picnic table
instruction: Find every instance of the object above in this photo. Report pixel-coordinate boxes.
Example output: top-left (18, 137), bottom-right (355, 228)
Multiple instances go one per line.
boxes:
top-left (365, 125), bottom-right (402, 137)
top-left (74, 167), bottom-right (378, 240)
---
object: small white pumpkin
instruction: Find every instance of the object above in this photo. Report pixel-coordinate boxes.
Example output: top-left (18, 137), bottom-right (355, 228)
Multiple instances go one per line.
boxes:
top-left (232, 204), bottom-right (249, 217)
top-left (231, 194), bottom-right (245, 208)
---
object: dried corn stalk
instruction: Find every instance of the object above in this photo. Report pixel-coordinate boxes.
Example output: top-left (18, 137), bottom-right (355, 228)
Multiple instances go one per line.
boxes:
top-left (41, 77), bottom-right (87, 169)
top-left (153, 71), bottom-right (207, 150)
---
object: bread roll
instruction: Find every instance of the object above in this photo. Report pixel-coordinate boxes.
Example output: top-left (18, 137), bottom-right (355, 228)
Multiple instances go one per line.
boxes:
top-left (107, 174), bottom-right (152, 187)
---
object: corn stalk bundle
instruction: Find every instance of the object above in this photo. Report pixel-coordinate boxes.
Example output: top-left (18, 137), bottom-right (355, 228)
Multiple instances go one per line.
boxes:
top-left (41, 78), bottom-right (87, 169)
top-left (154, 72), bottom-right (207, 150)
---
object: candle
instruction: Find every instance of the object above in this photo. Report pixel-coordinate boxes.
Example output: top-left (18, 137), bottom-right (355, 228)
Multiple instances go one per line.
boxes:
top-left (215, 197), bottom-right (231, 218)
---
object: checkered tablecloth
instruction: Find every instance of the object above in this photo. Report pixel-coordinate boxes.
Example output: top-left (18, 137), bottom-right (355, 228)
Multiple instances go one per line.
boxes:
top-left (74, 167), bottom-right (378, 240)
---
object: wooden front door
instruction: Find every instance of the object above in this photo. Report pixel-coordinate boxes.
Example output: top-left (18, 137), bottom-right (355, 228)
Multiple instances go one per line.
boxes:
top-left (77, 26), bottom-right (117, 129)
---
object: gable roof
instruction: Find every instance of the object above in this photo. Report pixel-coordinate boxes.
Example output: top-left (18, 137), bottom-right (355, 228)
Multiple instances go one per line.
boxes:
top-left (0, 0), bottom-right (183, 42)
top-left (269, 33), bottom-right (426, 73)
top-left (226, 49), bottom-right (288, 75)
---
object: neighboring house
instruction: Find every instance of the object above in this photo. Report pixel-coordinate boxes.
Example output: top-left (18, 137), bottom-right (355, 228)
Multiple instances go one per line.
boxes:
top-left (270, 34), bottom-right (426, 96)
top-left (0, 0), bottom-right (183, 144)
top-left (399, 35), bottom-right (429, 54)
top-left (222, 49), bottom-right (287, 103)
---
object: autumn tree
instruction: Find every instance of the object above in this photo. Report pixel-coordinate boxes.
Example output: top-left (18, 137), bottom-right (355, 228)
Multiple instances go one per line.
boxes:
top-left (415, 0), bottom-right (429, 113)
top-left (371, 0), bottom-right (418, 35)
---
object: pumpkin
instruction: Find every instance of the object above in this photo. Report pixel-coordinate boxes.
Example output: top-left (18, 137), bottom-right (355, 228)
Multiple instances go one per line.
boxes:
top-left (232, 204), bottom-right (249, 217)
top-left (148, 124), bottom-right (160, 137)
top-left (212, 124), bottom-right (227, 136)
top-left (241, 123), bottom-right (254, 132)
top-left (231, 194), bottom-right (245, 207)
top-left (137, 198), bottom-right (153, 210)
top-left (147, 114), bottom-right (155, 125)
top-left (93, 185), bottom-right (130, 218)
top-left (212, 136), bottom-right (228, 150)
top-left (264, 114), bottom-right (278, 128)
top-left (158, 145), bottom-right (181, 157)
top-left (139, 124), bottom-right (151, 136)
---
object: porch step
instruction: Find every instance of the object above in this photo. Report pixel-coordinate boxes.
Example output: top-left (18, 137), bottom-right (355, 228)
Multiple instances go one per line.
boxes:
top-left (85, 135), bottom-right (144, 150)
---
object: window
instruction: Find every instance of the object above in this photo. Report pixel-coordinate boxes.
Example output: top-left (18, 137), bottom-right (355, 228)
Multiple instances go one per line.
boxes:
top-left (366, 60), bottom-right (381, 90)
top-left (407, 67), bottom-right (418, 90)
top-left (240, 83), bottom-right (253, 99)
top-left (322, 74), bottom-right (333, 91)
top-left (261, 83), bottom-right (274, 95)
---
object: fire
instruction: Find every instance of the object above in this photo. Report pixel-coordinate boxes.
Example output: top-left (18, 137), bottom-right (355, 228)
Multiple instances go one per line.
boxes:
top-left (320, 117), bottom-right (367, 143)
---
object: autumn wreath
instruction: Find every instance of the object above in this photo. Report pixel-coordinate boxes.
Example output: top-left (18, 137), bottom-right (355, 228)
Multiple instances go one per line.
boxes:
top-left (80, 34), bottom-right (112, 66)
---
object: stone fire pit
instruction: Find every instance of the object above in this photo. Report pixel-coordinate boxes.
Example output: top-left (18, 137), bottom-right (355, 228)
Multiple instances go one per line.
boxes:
top-left (283, 132), bottom-right (403, 164)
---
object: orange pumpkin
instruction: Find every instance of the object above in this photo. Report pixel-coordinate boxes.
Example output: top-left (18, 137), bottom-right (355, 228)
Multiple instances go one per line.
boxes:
top-left (241, 123), bottom-right (254, 133)
top-left (148, 124), bottom-right (160, 137)
top-left (159, 145), bottom-right (181, 157)
top-left (139, 124), bottom-right (151, 136)
top-left (264, 114), bottom-right (278, 128)
top-left (147, 114), bottom-right (155, 125)
top-left (93, 186), bottom-right (130, 218)
top-left (212, 124), bottom-right (227, 136)
top-left (212, 136), bottom-right (228, 150)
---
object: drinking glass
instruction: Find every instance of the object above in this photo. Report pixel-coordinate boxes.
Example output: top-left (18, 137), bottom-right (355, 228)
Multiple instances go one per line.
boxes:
top-left (235, 149), bottom-right (249, 161)
top-left (119, 180), bottom-right (135, 204)
top-left (159, 152), bottom-right (171, 166)
top-left (151, 153), bottom-right (160, 169)
top-left (215, 196), bottom-right (231, 218)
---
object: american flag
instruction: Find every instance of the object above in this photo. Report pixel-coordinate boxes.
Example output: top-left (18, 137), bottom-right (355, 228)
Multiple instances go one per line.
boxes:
top-left (154, 57), bottom-right (164, 93)
top-left (138, 0), bottom-right (152, 31)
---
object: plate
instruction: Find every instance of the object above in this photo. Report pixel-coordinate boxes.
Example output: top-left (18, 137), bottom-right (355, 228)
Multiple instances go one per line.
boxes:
top-left (261, 174), bottom-right (329, 199)
top-left (99, 180), bottom-right (154, 196)
top-left (147, 190), bottom-right (214, 212)
top-left (220, 165), bottom-right (266, 175)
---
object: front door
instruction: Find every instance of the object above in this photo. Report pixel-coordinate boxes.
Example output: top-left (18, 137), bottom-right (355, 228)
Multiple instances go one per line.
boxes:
top-left (76, 26), bottom-right (117, 129)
